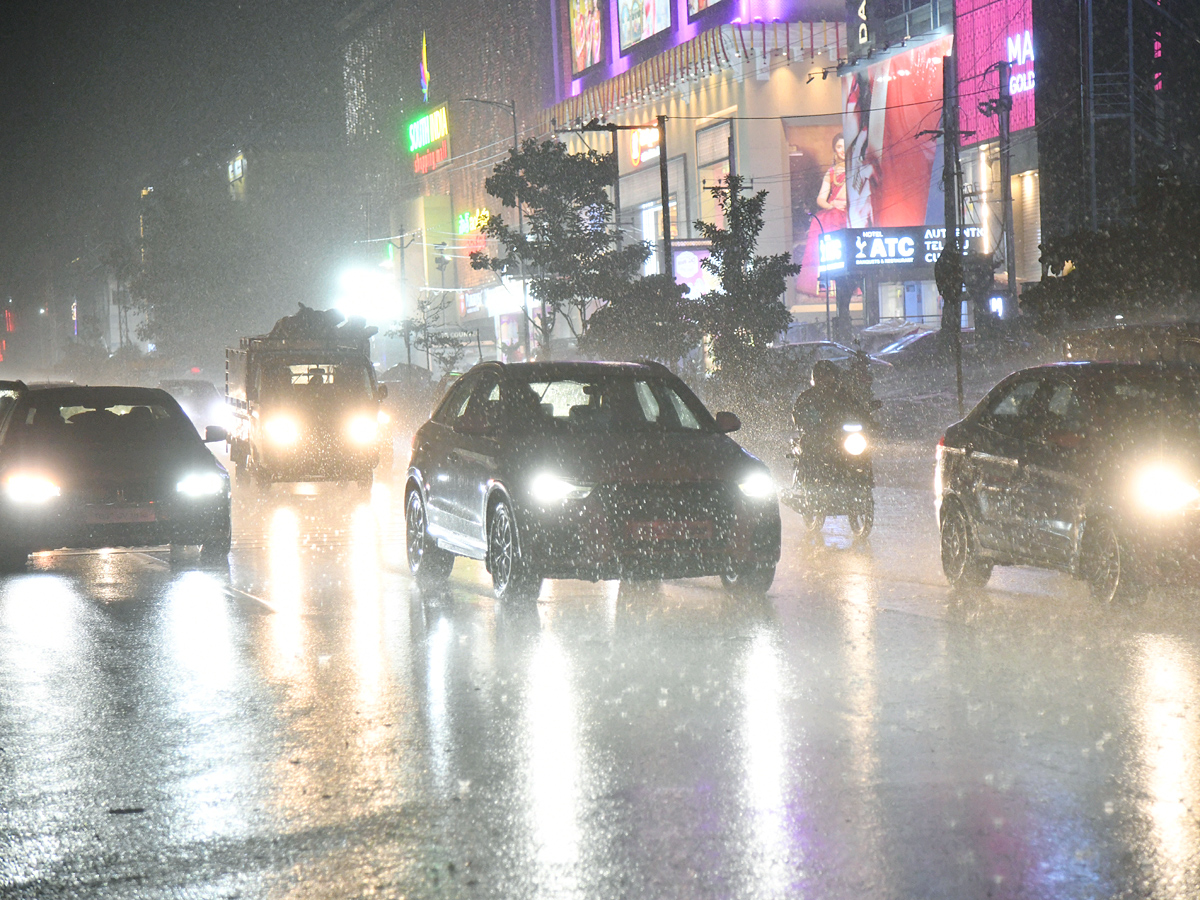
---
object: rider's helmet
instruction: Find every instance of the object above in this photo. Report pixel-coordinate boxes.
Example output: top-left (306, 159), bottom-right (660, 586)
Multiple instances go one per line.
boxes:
top-left (810, 358), bottom-right (840, 388)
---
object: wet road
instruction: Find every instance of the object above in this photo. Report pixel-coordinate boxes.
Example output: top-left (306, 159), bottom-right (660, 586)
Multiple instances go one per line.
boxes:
top-left (4, 444), bottom-right (1200, 899)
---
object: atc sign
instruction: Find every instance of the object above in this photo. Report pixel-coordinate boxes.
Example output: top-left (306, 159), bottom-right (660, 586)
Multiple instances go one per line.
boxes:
top-left (820, 226), bottom-right (987, 271)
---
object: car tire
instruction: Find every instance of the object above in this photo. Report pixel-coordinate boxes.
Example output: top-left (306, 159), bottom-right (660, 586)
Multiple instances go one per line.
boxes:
top-left (940, 501), bottom-right (993, 588)
top-left (406, 489), bottom-right (453, 586)
top-left (1080, 517), bottom-right (1139, 604)
top-left (0, 541), bottom-right (28, 574)
top-left (200, 518), bottom-right (233, 563)
top-left (488, 499), bottom-right (541, 602)
top-left (848, 496), bottom-right (874, 538)
top-left (721, 563), bottom-right (776, 595)
top-left (800, 509), bottom-right (826, 535)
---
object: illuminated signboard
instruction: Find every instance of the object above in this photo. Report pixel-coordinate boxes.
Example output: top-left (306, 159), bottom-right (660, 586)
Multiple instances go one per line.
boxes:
top-left (569, 0), bottom-right (604, 73)
top-left (822, 225), bottom-right (987, 270)
top-left (618, 0), bottom-right (670, 53)
top-left (409, 105), bottom-right (449, 174)
top-left (956, 0), bottom-right (1035, 144)
top-left (456, 208), bottom-right (488, 254)
top-left (629, 126), bottom-right (659, 167)
top-left (688, 0), bottom-right (728, 16)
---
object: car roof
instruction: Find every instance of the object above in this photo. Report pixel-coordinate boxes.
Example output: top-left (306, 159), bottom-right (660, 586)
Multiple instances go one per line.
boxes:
top-left (1022, 361), bottom-right (1200, 377)
top-left (21, 385), bottom-right (180, 405)
top-left (479, 360), bottom-right (673, 379)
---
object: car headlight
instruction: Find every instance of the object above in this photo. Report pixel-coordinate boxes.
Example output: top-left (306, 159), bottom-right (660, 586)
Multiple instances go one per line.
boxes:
top-left (1135, 464), bottom-right (1200, 513)
top-left (530, 473), bottom-right (592, 503)
top-left (5, 474), bottom-right (61, 504)
top-left (843, 431), bottom-right (868, 456)
top-left (738, 471), bottom-right (776, 500)
top-left (176, 472), bottom-right (226, 497)
top-left (264, 416), bottom-right (300, 446)
top-left (347, 415), bottom-right (378, 445)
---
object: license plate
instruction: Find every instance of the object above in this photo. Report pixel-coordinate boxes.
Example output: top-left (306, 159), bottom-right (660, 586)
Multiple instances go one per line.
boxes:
top-left (626, 520), bottom-right (713, 541)
top-left (85, 505), bottom-right (156, 525)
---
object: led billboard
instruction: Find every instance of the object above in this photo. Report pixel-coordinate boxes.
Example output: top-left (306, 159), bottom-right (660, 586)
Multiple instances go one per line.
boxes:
top-left (618, 0), bottom-right (671, 52)
top-left (956, 0), bottom-right (1035, 144)
top-left (569, 0), bottom-right (605, 73)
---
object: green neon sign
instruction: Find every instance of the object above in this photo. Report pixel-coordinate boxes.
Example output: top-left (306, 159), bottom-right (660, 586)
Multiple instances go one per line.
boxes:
top-left (408, 105), bottom-right (449, 154)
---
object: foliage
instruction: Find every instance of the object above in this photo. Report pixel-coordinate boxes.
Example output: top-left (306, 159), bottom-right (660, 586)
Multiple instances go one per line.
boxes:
top-left (693, 175), bottom-right (798, 384)
top-left (471, 138), bottom-right (649, 354)
top-left (1020, 184), bottom-right (1200, 326)
top-left (577, 274), bottom-right (701, 367)
top-left (388, 291), bottom-right (470, 374)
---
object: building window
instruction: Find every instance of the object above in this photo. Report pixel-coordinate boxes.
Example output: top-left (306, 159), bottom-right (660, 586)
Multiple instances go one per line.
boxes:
top-left (696, 119), bottom-right (733, 227)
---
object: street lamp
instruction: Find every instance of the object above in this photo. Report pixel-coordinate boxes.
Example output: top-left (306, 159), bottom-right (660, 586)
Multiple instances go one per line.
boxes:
top-left (455, 97), bottom-right (531, 359)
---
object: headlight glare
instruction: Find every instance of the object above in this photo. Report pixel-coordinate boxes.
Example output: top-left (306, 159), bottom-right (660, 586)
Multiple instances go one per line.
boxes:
top-left (347, 415), bottom-right (378, 445)
top-left (843, 432), bottom-right (868, 456)
top-left (176, 472), bottom-right (225, 497)
top-left (5, 474), bottom-right (61, 504)
top-left (264, 416), bottom-right (299, 446)
top-left (530, 473), bottom-right (592, 503)
top-left (738, 471), bottom-right (776, 499)
top-left (1135, 464), bottom-right (1200, 513)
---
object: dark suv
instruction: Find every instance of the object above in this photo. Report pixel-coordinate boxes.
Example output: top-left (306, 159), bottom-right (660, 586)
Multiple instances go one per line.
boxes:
top-left (405, 361), bottom-right (781, 600)
top-left (936, 362), bottom-right (1200, 601)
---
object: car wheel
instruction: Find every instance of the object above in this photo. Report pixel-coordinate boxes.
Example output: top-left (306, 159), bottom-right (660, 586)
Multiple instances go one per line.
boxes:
top-left (800, 509), bottom-right (826, 534)
top-left (488, 499), bottom-right (541, 602)
top-left (721, 563), bottom-right (776, 595)
top-left (405, 489), bottom-right (453, 585)
top-left (200, 517), bottom-right (233, 563)
top-left (0, 541), bottom-right (28, 574)
top-left (940, 501), bottom-right (992, 588)
top-left (848, 496), bottom-right (874, 538)
top-left (1081, 518), bottom-right (1138, 603)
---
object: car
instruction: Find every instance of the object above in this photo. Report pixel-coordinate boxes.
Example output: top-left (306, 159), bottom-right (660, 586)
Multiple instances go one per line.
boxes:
top-left (874, 329), bottom-right (966, 367)
top-left (935, 362), bottom-right (1200, 602)
top-left (404, 361), bottom-right (781, 600)
top-left (0, 382), bottom-right (232, 571)
top-left (159, 378), bottom-right (229, 433)
top-left (769, 340), bottom-right (892, 375)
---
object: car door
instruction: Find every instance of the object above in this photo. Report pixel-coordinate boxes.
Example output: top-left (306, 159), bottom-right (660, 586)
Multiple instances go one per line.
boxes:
top-left (446, 371), bottom-right (504, 555)
top-left (420, 373), bottom-right (477, 539)
top-left (1014, 377), bottom-right (1090, 569)
top-left (966, 375), bottom-right (1046, 555)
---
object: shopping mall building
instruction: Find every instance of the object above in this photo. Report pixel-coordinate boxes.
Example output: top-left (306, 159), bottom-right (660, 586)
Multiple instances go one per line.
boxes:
top-left (339, 0), bottom-right (1049, 363)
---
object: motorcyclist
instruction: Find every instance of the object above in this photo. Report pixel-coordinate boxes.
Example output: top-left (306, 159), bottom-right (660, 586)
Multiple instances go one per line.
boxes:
top-left (791, 359), bottom-right (868, 437)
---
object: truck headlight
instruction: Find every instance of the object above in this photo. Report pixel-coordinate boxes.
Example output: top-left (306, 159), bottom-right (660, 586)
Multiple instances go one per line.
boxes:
top-left (1135, 464), bottom-right (1200, 513)
top-left (347, 415), bottom-right (378, 445)
top-left (176, 472), bottom-right (226, 497)
top-left (5, 474), bottom-right (61, 504)
top-left (264, 416), bottom-right (299, 446)
top-left (843, 432), bottom-right (868, 456)
top-left (738, 471), bottom-right (776, 500)
top-left (530, 473), bottom-right (592, 503)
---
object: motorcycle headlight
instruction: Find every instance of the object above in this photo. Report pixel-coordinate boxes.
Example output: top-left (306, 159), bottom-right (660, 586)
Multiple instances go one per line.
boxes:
top-left (530, 473), bottom-right (592, 503)
top-left (5, 474), bottom-right (61, 504)
top-left (1134, 464), bottom-right (1200, 513)
top-left (843, 431), bottom-right (868, 456)
top-left (264, 416), bottom-right (300, 446)
top-left (738, 471), bottom-right (776, 500)
top-left (176, 472), bottom-right (226, 497)
top-left (347, 415), bottom-right (378, 445)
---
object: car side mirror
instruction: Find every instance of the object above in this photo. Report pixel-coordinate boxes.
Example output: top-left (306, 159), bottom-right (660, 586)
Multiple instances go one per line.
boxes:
top-left (204, 425), bottom-right (229, 443)
top-left (714, 411), bottom-right (741, 433)
top-left (377, 384), bottom-right (388, 400)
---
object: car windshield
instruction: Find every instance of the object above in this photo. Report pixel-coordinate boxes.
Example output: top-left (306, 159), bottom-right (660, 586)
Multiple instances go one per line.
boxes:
top-left (11, 397), bottom-right (196, 448)
top-left (879, 332), bottom-right (928, 354)
top-left (508, 373), bottom-right (714, 433)
top-left (261, 361), bottom-right (373, 401)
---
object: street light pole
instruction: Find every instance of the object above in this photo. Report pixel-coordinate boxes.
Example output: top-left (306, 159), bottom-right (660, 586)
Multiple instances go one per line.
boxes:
top-left (455, 97), bottom-right (531, 359)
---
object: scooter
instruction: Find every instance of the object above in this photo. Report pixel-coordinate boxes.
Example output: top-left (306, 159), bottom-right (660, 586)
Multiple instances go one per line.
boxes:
top-left (785, 417), bottom-right (875, 538)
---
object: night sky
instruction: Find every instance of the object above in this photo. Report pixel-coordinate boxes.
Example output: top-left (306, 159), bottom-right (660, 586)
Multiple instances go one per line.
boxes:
top-left (0, 0), bottom-right (355, 304)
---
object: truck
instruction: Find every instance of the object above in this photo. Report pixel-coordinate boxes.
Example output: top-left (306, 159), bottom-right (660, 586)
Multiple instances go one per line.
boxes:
top-left (225, 305), bottom-right (387, 489)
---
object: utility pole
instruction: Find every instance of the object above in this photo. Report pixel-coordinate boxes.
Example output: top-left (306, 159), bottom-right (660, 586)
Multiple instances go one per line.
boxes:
top-left (998, 60), bottom-right (1017, 318)
top-left (393, 228), bottom-right (421, 367)
top-left (657, 115), bottom-right (673, 280)
top-left (934, 52), bottom-right (965, 416)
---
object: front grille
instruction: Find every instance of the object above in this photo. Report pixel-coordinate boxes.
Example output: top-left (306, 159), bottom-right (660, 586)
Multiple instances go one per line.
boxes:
top-left (594, 481), bottom-right (735, 554)
top-left (79, 481), bottom-right (157, 504)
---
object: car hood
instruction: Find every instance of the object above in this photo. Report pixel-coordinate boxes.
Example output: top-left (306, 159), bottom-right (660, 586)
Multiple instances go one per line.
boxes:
top-left (3, 438), bottom-right (224, 491)
top-left (511, 429), bottom-right (764, 485)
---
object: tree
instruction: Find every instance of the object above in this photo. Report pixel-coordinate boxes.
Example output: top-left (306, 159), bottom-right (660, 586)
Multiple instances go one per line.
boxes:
top-left (577, 274), bottom-right (701, 368)
top-left (694, 176), bottom-right (798, 384)
top-left (388, 290), bottom-right (470, 374)
top-left (471, 138), bottom-right (649, 355)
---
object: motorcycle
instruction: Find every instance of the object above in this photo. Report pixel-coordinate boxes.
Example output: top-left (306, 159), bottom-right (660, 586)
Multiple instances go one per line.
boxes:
top-left (785, 416), bottom-right (875, 538)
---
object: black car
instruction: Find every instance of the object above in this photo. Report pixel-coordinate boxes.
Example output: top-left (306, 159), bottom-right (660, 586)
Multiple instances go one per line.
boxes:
top-left (405, 361), bottom-right (781, 600)
top-left (0, 383), bottom-right (232, 570)
top-left (935, 362), bottom-right (1200, 601)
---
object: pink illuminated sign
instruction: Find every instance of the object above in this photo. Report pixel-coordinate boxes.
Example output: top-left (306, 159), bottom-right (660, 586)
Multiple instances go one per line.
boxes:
top-left (956, 0), bottom-right (1035, 145)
